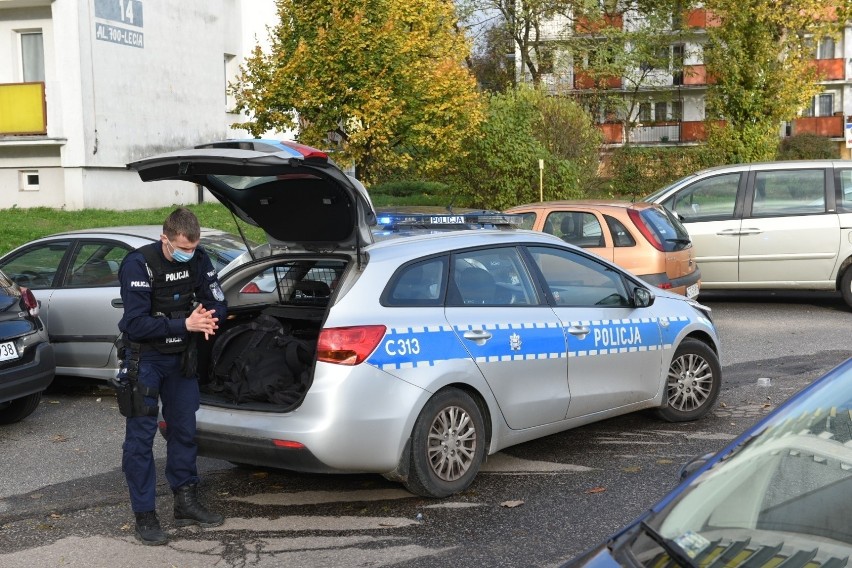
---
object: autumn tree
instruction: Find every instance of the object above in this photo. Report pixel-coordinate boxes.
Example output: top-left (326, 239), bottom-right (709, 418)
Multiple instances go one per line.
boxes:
top-left (444, 86), bottom-right (602, 209)
top-left (702, 0), bottom-right (851, 162)
top-left (231, 0), bottom-right (483, 183)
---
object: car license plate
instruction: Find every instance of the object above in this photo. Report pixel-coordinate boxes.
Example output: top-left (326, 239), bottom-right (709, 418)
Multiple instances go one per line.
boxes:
top-left (0, 341), bottom-right (19, 362)
top-left (686, 284), bottom-right (700, 299)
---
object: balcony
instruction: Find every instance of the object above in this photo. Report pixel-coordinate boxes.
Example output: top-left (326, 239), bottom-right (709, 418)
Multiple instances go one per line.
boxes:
top-left (681, 64), bottom-right (716, 86)
top-left (597, 120), bottom-right (726, 145)
top-left (811, 58), bottom-right (846, 81)
top-left (597, 123), bottom-right (624, 144)
top-left (574, 13), bottom-right (623, 34)
top-left (683, 9), bottom-right (721, 29)
top-left (0, 82), bottom-right (47, 135)
top-left (792, 115), bottom-right (844, 137)
top-left (574, 70), bottom-right (622, 90)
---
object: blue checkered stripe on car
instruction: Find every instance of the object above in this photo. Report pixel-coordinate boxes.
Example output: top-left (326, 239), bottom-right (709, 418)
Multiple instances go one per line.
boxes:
top-left (366, 316), bottom-right (695, 371)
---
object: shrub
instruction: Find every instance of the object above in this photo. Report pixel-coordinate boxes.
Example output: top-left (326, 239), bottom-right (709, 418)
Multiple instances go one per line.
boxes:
top-left (778, 133), bottom-right (837, 160)
top-left (607, 146), bottom-right (722, 198)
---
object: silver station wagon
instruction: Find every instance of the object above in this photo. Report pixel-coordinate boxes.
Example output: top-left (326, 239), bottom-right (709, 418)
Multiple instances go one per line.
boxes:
top-left (645, 160), bottom-right (852, 307)
top-left (129, 139), bottom-right (723, 498)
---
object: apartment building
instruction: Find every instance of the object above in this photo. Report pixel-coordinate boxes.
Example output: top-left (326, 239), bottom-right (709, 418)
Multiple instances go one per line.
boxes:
top-left (523, 7), bottom-right (852, 158)
top-left (0, 0), bottom-right (277, 210)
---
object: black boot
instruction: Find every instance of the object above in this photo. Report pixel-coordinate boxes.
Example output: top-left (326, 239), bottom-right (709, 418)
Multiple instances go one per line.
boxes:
top-left (134, 511), bottom-right (168, 545)
top-left (173, 483), bottom-right (224, 528)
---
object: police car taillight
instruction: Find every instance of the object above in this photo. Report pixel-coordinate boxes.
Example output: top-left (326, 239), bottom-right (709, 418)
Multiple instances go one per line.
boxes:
top-left (317, 325), bottom-right (386, 366)
top-left (240, 282), bottom-right (263, 294)
top-left (20, 287), bottom-right (39, 317)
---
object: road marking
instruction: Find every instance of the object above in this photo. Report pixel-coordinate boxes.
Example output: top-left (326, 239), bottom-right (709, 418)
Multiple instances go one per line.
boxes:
top-left (209, 516), bottom-right (419, 531)
top-left (480, 452), bottom-right (594, 473)
top-left (229, 488), bottom-right (414, 506)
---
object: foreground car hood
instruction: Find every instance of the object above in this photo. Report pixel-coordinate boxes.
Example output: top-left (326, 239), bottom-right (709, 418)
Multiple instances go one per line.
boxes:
top-left (127, 142), bottom-right (376, 253)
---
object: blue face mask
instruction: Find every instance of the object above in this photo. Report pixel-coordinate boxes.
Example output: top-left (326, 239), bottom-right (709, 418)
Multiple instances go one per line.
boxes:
top-left (166, 239), bottom-right (195, 263)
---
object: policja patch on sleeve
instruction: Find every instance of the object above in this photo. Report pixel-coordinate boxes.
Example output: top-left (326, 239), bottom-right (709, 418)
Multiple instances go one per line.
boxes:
top-left (210, 282), bottom-right (225, 301)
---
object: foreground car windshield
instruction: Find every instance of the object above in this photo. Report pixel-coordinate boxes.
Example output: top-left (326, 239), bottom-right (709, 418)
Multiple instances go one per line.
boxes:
top-left (624, 365), bottom-right (852, 566)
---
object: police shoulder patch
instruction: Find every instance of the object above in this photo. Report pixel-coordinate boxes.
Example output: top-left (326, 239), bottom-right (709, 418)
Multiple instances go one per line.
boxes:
top-left (210, 282), bottom-right (225, 301)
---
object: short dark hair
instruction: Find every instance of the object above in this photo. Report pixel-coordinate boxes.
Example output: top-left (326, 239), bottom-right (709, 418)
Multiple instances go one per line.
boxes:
top-left (163, 207), bottom-right (201, 242)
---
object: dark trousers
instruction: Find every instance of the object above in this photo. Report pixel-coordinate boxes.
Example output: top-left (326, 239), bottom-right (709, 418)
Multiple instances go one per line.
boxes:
top-left (122, 352), bottom-right (200, 513)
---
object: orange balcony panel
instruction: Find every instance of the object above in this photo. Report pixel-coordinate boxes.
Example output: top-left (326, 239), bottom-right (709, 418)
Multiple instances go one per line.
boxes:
top-left (685, 9), bottom-right (720, 28)
top-left (682, 65), bottom-right (716, 86)
top-left (681, 120), bottom-right (726, 142)
top-left (574, 71), bottom-right (622, 89)
top-left (597, 123), bottom-right (623, 144)
top-left (574, 13), bottom-right (623, 33)
top-left (812, 58), bottom-right (845, 81)
top-left (793, 116), bottom-right (844, 137)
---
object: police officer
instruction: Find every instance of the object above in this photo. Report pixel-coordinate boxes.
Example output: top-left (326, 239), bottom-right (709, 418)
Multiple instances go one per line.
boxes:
top-left (117, 207), bottom-right (227, 545)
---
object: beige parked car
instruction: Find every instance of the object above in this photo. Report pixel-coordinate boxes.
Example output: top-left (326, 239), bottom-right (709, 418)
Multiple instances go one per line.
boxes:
top-left (506, 200), bottom-right (701, 298)
top-left (644, 160), bottom-right (852, 307)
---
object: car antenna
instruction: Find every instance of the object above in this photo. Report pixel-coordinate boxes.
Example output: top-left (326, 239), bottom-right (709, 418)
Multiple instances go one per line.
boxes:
top-left (228, 209), bottom-right (256, 261)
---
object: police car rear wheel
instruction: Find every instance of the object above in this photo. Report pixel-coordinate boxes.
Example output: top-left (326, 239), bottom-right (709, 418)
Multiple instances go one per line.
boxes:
top-left (657, 338), bottom-right (721, 423)
top-left (405, 389), bottom-right (486, 498)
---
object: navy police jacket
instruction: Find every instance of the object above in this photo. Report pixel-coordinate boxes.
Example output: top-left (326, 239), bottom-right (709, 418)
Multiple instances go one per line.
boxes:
top-left (118, 242), bottom-right (227, 352)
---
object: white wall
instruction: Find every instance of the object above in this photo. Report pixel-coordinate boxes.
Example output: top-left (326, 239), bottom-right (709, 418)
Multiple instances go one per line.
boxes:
top-left (1, 0), bottom-right (290, 210)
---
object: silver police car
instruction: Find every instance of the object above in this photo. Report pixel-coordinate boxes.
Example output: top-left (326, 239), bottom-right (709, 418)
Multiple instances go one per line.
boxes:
top-left (129, 139), bottom-right (723, 498)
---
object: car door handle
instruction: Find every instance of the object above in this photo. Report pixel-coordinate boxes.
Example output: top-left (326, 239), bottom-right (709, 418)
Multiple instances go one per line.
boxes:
top-left (111, 298), bottom-right (123, 308)
top-left (463, 329), bottom-right (492, 345)
top-left (567, 325), bottom-right (590, 339)
top-left (716, 228), bottom-right (762, 236)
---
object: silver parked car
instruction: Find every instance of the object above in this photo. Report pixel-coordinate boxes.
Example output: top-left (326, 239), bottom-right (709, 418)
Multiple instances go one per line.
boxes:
top-left (0, 226), bottom-right (252, 381)
top-left (644, 160), bottom-right (852, 307)
top-left (129, 139), bottom-right (724, 498)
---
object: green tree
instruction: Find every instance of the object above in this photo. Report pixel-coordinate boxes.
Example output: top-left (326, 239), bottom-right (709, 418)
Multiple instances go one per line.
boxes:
top-left (231, 0), bottom-right (484, 183)
top-left (445, 86), bottom-right (602, 209)
top-left (702, 0), bottom-right (850, 162)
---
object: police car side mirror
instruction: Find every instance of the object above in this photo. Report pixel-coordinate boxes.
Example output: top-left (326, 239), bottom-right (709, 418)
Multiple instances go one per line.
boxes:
top-left (633, 287), bottom-right (654, 308)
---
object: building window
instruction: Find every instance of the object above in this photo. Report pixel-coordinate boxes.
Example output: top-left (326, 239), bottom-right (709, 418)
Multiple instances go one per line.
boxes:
top-left (671, 100), bottom-right (683, 121)
top-left (817, 36), bottom-right (835, 59)
top-left (19, 170), bottom-right (40, 191)
top-left (224, 53), bottom-right (237, 111)
top-left (20, 32), bottom-right (45, 82)
top-left (654, 102), bottom-right (668, 122)
top-left (816, 93), bottom-right (833, 116)
top-left (638, 103), bottom-right (652, 123)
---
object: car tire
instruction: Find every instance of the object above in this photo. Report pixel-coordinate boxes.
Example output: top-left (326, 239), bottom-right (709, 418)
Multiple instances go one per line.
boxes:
top-left (404, 389), bottom-right (486, 498)
top-left (841, 268), bottom-right (852, 309)
top-left (656, 339), bottom-right (721, 423)
top-left (0, 392), bottom-right (42, 425)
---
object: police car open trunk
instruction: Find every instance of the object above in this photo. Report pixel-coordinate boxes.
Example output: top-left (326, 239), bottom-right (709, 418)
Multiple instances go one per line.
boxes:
top-left (196, 255), bottom-right (351, 411)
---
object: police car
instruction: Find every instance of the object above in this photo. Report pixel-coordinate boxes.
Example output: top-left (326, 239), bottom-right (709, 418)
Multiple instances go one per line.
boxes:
top-left (128, 139), bottom-right (723, 498)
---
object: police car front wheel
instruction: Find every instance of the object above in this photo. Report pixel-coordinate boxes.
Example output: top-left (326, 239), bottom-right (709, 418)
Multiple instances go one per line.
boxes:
top-left (404, 389), bottom-right (486, 498)
top-left (657, 338), bottom-right (721, 423)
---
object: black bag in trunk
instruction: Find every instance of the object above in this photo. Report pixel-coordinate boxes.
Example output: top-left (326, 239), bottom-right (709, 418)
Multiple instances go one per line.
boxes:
top-left (209, 314), bottom-right (314, 405)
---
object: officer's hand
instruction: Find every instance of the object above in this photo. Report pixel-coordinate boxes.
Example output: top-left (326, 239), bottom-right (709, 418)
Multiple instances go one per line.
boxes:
top-left (185, 304), bottom-right (219, 340)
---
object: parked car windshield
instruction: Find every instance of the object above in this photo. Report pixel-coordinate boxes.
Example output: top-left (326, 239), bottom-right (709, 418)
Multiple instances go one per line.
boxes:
top-left (624, 365), bottom-right (852, 565)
